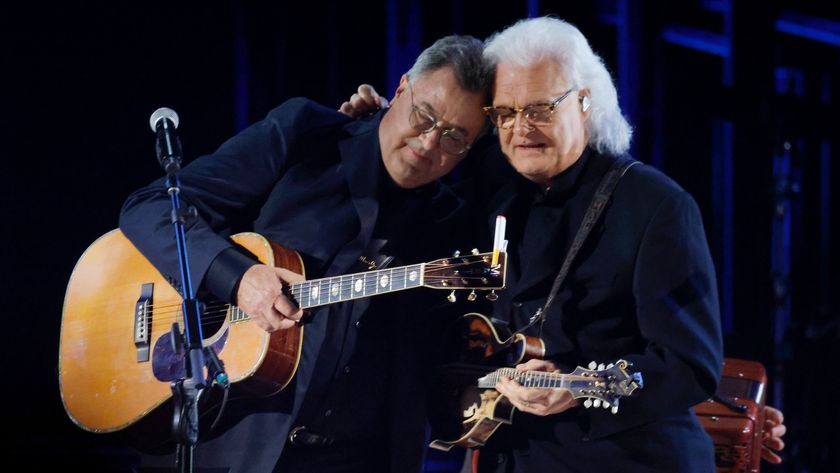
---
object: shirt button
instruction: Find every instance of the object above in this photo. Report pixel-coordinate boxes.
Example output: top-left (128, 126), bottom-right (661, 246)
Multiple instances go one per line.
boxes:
top-left (324, 409), bottom-right (333, 417)
top-left (344, 365), bottom-right (351, 374)
top-left (512, 302), bottom-right (523, 308)
top-left (354, 320), bottom-right (362, 328)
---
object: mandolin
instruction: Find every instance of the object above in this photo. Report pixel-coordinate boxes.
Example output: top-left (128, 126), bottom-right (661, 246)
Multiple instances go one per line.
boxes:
top-left (428, 313), bottom-right (642, 451)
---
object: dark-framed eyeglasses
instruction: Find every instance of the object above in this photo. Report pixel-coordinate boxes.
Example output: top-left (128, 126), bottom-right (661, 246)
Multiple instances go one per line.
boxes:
top-left (483, 88), bottom-right (577, 129)
top-left (408, 81), bottom-right (471, 156)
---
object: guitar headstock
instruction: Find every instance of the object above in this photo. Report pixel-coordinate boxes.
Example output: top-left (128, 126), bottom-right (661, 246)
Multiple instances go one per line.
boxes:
top-left (568, 359), bottom-right (643, 414)
top-left (423, 251), bottom-right (506, 292)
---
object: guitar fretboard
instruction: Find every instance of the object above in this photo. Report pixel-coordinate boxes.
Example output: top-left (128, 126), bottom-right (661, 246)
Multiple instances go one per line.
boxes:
top-left (228, 264), bottom-right (426, 321)
top-left (290, 264), bottom-right (425, 309)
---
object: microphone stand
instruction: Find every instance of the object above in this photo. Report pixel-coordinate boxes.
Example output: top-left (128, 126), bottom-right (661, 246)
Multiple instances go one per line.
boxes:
top-left (149, 108), bottom-right (228, 473)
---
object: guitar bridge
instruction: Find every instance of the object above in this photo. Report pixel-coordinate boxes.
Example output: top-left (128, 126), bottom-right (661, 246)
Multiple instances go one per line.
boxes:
top-left (134, 283), bottom-right (154, 362)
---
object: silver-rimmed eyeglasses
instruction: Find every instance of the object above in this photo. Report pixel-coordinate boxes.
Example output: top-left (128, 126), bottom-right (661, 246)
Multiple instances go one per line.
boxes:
top-left (408, 81), bottom-right (471, 156)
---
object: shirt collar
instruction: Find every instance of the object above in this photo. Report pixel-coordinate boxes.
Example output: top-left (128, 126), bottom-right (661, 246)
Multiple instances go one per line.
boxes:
top-left (535, 147), bottom-right (592, 203)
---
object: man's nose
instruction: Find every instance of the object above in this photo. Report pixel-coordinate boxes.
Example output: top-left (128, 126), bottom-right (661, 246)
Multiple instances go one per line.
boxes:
top-left (418, 127), bottom-right (442, 150)
top-left (513, 112), bottom-right (534, 135)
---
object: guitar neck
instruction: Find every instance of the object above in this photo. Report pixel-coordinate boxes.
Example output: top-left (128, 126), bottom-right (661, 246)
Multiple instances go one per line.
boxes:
top-left (227, 263), bottom-right (426, 321)
top-left (290, 263), bottom-right (426, 309)
top-left (477, 367), bottom-right (581, 389)
top-left (226, 250), bottom-right (505, 321)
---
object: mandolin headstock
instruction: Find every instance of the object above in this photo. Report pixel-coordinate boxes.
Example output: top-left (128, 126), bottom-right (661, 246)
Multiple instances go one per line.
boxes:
top-left (567, 359), bottom-right (643, 414)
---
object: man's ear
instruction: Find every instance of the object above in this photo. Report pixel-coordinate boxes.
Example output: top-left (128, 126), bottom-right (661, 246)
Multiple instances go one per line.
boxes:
top-left (578, 88), bottom-right (592, 116)
top-left (391, 74), bottom-right (409, 104)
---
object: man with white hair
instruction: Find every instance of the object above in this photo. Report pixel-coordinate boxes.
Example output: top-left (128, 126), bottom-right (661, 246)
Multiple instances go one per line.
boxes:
top-left (471, 16), bottom-right (722, 472)
top-left (341, 16), bottom-right (724, 471)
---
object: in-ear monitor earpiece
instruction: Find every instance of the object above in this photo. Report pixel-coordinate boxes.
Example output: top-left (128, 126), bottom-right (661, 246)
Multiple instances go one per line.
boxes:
top-left (580, 95), bottom-right (591, 112)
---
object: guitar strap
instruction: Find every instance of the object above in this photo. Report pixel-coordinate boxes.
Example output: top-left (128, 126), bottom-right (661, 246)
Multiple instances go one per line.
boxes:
top-left (526, 155), bottom-right (639, 334)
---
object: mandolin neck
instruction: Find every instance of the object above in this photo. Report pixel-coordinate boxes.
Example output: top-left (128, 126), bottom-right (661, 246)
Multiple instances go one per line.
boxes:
top-left (478, 367), bottom-right (579, 389)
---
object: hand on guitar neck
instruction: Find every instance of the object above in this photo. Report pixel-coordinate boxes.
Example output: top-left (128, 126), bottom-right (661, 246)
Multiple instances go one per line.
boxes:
top-left (237, 264), bottom-right (306, 332)
top-left (495, 358), bottom-right (580, 416)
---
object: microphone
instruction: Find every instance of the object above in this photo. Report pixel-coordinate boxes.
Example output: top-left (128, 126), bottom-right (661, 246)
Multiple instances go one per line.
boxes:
top-left (149, 107), bottom-right (183, 175)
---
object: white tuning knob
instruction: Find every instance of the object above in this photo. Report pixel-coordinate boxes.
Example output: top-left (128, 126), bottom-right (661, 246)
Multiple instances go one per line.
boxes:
top-left (603, 401), bottom-right (610, 409)
top-left (452, 250), bottom-right (461, 257)
top-left (593, 399), bottom-right (601, 408)
top-left (607, 363), bottom-right (614, 368)
top-left (467, 290), bottom-right (477, 301)
top-left (447, 291), bottom-right (456, 303)
top-left (471, 248), bottom-right (479, 255)
top-left (588, 361), bottom-right (597, 369)
top-left (584, 399), bottom-right (593, 408)
top-left (598, 363), bottom-right (605, 370)
top-left (611, 405), bottom-right (619, 414)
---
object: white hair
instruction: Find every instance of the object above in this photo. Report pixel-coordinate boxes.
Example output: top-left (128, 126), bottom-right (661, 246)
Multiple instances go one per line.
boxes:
top-left (483, 16), bottom-right (632, 155)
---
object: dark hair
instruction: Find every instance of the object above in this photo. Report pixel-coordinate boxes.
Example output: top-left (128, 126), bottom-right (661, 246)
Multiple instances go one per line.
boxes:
top-left (407, 35), bottom-right (490, 94)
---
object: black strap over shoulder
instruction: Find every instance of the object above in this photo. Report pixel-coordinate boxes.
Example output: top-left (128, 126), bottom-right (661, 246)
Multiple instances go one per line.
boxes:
top-left (526, 155), bottom-right (639, 331)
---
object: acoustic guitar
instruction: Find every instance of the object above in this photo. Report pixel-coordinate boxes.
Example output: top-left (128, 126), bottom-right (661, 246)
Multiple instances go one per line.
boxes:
top-left (428, 313), bottom-right (642, 451)
top-left (59, 230), bottom-right (506, 434)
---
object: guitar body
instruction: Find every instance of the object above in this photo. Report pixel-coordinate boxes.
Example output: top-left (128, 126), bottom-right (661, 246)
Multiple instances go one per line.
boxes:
top-left (59, 230), bottom-right (303, 433)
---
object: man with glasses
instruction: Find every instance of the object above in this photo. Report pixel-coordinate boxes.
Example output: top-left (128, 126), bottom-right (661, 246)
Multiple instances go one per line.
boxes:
top-left (119, 35), bottom-right (489, 473)
top-left (342, 17), bottom-right (723, 473)
top-left (465, 17), bottom-right (723, 473)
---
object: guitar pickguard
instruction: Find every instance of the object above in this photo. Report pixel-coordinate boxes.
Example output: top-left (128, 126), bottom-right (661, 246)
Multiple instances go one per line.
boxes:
top-left (151, 328), bottom-right (228, 382)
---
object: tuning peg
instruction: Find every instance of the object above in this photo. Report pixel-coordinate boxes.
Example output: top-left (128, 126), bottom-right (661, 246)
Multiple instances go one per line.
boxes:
top-left (452, 250), bottom-right (461, 257)
top-left (583, 399), bottom-right (593, 408)
top-left (447, 290), bottom-right (457, 303)
top-left (467, 290), bottom-right (477, 301)
top-left (611, 405), bottom-right (619, 414)
top-left (485, 290), bottom-right (498, 301)
top-left (598, 363), bottom-right (605, 370)
top-left (588, 361), bottom-right (597, 370)
top-left (471, 248), bottom-right (479, 255)
top-left (593, 399), bottom-right (601, 408)
top-left (607, 363), bottom-right (614, 369)
top-left (602, 400), bottom-right (610, 408)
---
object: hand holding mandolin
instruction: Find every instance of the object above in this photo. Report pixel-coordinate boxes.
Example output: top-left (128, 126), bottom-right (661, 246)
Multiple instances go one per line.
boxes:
top-left (495, 359), bottom-right (580, 416)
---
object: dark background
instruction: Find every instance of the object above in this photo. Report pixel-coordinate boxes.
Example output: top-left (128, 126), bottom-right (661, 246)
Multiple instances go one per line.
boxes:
top-left (4, 1), bottom-right (839, 472)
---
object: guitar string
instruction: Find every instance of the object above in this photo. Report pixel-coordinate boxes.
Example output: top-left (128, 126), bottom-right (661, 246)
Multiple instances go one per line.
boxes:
top-left (135, 273), bottom-right (490, 312)
top-left (64, 276), bottom-right (495, 335)
top-left (102, 276), bottom-right (493, 327)
top-left (69, 264), bottom-right (501, 330)
top-left (129, 259), bottom-right (497, 312)
top-left (137, 258), bottom-right (491, 307)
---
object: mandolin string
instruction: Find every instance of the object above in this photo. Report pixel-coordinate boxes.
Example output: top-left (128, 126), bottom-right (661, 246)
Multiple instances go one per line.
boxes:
top-left (489, 368), bottom-right (592, 382)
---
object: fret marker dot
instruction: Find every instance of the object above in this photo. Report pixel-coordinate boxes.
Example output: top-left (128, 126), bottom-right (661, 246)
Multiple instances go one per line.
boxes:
top-left (311, 286), bottom-right (319, 299)
top-left (409, 270), bottom-right (418, 282)
top-left (380, 275), bottom-right (389, 287)
top-left (331, 283), bottom-right (339, 296)
top-left (354, 279), bottom-right (363, 293)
